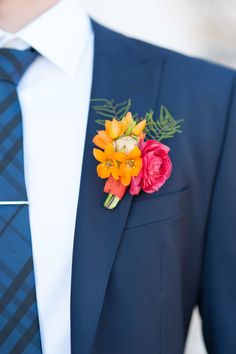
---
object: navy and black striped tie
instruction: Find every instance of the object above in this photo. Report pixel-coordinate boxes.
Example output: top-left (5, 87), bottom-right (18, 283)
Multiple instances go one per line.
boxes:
top-left (0, 49), bottom-right (42, 353)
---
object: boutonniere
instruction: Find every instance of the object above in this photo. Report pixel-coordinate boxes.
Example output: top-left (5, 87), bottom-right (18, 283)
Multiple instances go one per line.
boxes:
top-left (92, 99), bottom-right (184, 209)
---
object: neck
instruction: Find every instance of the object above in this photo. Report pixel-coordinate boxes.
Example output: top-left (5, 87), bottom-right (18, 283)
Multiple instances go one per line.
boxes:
top-left (0, 0), bottom-right (59, 32)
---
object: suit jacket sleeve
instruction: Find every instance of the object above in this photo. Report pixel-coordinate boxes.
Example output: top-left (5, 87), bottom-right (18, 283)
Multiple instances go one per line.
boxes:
top-left (199, 75), bottom-right (236, 353)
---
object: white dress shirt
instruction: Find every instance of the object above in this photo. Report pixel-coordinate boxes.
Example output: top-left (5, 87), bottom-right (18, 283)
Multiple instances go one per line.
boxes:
top-left (0, 1), bottom-right (94, 353)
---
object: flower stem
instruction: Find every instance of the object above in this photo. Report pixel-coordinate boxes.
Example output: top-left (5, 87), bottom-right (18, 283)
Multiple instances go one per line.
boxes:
top-left (104, 193), bottom-right (120, 209)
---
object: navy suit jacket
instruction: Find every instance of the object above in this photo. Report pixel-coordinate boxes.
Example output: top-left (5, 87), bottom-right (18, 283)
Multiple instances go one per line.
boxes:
top-left (70, 20), bottom-right (236, 354)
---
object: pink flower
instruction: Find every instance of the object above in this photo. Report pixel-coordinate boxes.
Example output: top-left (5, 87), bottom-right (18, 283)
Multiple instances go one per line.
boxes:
top-left (130, 140), bottom-right (172, 195)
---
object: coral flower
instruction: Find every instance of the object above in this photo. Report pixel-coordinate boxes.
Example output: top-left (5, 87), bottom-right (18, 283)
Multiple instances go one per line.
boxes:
top-left (104, 176), bottom-right (127, 199)
top-left (93, 130), bottom-right (113, 150)
top-left (93, 144), bottom-right (121, 180)
top-left (130, 140), bottom-right (172, 195)
top-left (118, 147), bottom-right (142, 186)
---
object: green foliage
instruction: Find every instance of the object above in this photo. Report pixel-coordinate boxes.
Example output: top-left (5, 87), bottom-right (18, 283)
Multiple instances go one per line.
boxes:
top-left (91, 98), bottom-right (132, 124)
top-left (144, 106), bottom-right (184, 142)
top-left (91, 98), bottom-right (184, 142)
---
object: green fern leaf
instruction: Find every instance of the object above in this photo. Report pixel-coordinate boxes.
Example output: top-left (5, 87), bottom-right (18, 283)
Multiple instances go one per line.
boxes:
top-left (144, 106), bottom-right (184, 142)
top-left (91, 98), bottom-right (132, 125)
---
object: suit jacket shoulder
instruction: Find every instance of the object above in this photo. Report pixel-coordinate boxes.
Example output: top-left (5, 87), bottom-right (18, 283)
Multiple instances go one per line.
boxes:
top-left (92, 19), bottom-right (236, 99)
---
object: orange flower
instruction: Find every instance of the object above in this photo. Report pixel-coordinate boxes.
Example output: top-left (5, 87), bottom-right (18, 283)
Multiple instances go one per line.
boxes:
top-left (122, 112), bottom-right (134, 132)
top-left (93, 144), bottom-right (121, 180)
top-left (105, 119), bottom-right (124, 139)
top-left (117, 146), bottom-right (142, 186)
top-left (132, 119), bottom-right (146, 136)
top-left (93, 130), bottom-right (113, 150)
top-left (138, 131), bottom-right (146, 142)
top-left (122, 112), bottom-right (133, 126)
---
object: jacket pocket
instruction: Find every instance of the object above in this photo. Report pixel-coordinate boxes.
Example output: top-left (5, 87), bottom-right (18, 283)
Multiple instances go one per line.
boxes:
top-left (125, 186), bottom-right (192, 229)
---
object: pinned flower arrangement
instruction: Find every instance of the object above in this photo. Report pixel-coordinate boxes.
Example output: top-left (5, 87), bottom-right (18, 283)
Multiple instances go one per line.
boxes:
top-left (92, 99), bottom-right (184, 209)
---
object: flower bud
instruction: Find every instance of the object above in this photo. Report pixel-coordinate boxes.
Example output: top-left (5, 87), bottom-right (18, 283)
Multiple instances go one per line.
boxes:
top-left (114, 136), bottom-right (138, 153)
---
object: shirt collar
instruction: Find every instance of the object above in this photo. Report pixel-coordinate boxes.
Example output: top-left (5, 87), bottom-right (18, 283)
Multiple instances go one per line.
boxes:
top-left (0, 0), bottom-right (93, 76)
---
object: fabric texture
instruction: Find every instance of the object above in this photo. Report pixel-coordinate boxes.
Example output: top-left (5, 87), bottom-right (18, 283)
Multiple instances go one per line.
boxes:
top-left (0, 48), bottom-right (42, 354)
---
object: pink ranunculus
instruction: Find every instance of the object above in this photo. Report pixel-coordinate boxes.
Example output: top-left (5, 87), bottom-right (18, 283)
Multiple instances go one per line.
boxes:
top-left (130, 140), bottom-right (172, 195)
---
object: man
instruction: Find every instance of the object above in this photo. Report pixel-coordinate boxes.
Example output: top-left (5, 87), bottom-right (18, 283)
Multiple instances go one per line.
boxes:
top-left (0, 0), bottom-right (235, 353)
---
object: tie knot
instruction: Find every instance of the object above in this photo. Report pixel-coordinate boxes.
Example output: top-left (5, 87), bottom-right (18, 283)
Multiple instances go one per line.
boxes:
top-left (0, 47), bottom-right (39, 85)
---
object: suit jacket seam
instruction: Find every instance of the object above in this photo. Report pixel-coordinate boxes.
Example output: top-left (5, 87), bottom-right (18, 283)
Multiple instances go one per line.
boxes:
top-left (197, 73), bottom-right (236, 308)
top-left (204, 73), bottom-right (236, 236)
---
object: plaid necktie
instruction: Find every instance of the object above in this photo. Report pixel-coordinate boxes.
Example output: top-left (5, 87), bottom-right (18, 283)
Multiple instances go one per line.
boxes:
top-left (0, 49), bottom-right (42, 353)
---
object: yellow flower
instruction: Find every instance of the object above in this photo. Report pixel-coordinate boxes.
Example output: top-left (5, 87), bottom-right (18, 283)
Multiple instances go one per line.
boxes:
top-left (93, 144), bottom-right (122, 180)
top-left (117, 147), bottom-right (142, 186)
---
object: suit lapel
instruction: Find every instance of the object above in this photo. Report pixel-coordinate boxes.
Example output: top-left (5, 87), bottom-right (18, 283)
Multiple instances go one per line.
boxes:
top-left (71, 20), bottom-right (166, 354)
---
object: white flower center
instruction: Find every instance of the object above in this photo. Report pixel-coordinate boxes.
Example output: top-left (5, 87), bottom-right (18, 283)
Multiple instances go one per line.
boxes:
top-left (114, 136), bottom-right (138, 153)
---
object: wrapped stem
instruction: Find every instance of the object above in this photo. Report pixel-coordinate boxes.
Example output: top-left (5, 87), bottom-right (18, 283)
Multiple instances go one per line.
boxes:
top-left (104, 176), bottom-right (127, 209)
